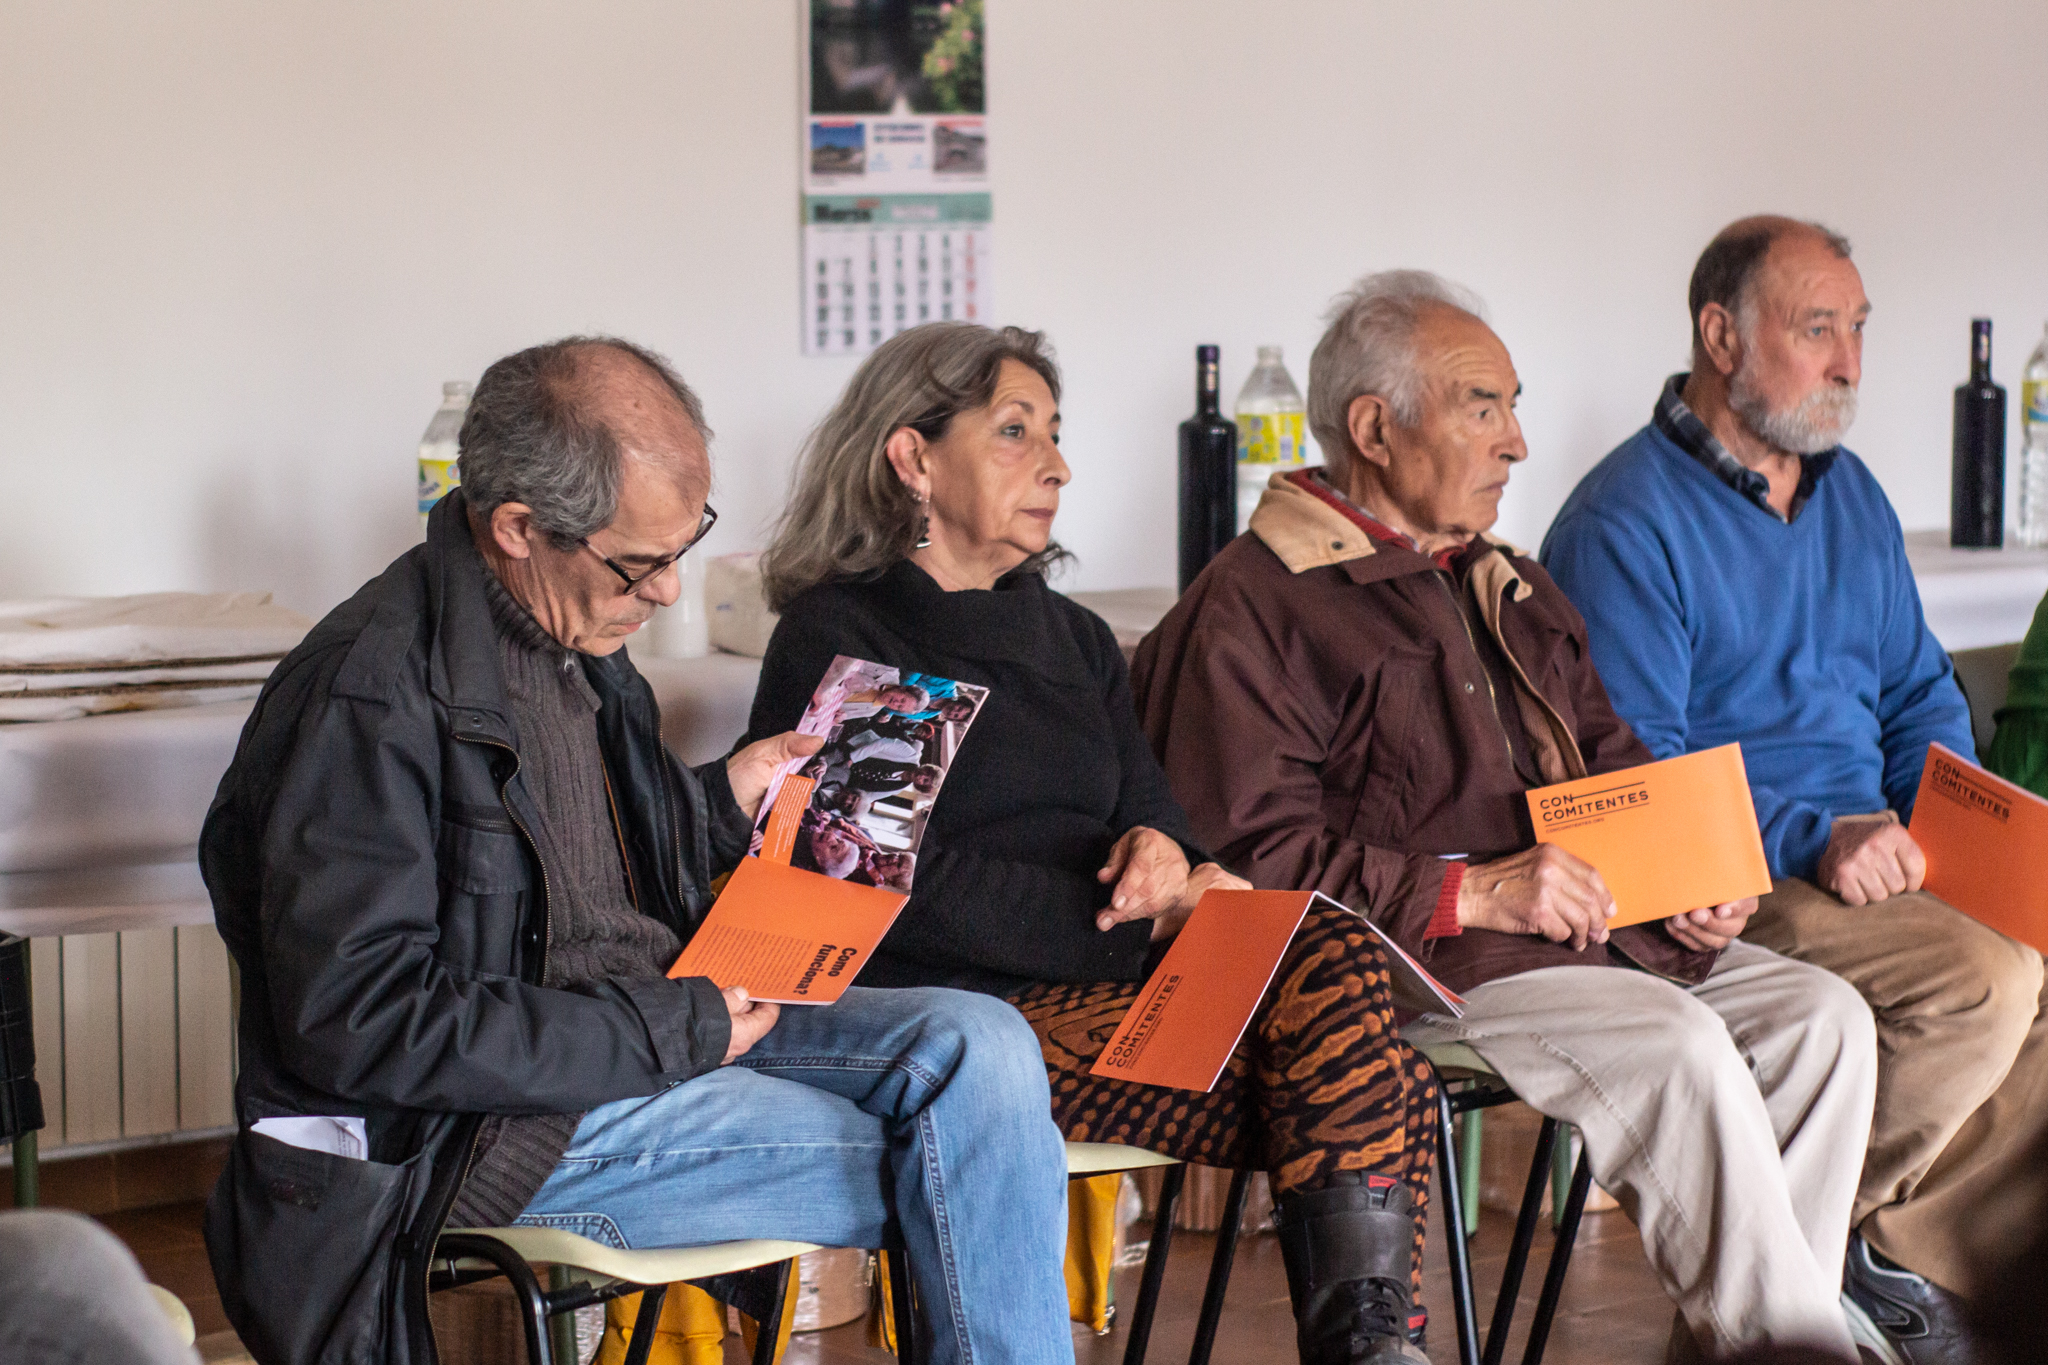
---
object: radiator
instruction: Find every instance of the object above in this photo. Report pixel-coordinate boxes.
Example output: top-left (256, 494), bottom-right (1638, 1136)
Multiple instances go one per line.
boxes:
top-left (18, 925), bottom-right (236, 1153)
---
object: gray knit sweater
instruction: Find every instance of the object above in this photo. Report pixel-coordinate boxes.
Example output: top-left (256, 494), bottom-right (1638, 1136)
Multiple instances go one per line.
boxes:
top-left (446, 571), bottom-right (684, 1229)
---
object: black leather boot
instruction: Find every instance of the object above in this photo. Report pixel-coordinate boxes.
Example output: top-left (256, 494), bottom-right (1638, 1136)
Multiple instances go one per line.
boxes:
top-left (1274, 1172), bottom-right (1430, 1365)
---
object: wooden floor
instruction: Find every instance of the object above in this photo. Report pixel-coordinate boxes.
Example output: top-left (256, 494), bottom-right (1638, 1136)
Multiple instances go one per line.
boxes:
top-left (111, 1176), bottom-right (1680, 1365)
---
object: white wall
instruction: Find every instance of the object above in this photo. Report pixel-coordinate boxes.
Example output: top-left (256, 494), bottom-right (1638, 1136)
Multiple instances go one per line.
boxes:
top-left (4, 1), bottom-right (2044, 620)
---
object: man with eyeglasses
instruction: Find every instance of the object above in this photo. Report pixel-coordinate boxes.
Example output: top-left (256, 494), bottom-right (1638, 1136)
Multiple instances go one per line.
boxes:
top-left (199, 336), bottom-right (1076, 1365)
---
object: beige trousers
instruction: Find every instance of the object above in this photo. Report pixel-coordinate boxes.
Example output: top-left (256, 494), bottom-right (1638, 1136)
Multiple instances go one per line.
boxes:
top-left (1748, 877), bottom-right (2048, 1298)
top-left (1403, 941), bottom-right (1875, 1361)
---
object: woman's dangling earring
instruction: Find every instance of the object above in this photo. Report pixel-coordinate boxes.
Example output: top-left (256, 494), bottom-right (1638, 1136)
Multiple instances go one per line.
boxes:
top-left (914, 492), bottom-right (931, 550)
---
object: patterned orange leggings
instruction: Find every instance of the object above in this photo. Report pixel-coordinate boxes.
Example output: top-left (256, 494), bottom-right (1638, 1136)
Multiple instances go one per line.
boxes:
top-left (1006, 907), bottom-right (1439, 1284)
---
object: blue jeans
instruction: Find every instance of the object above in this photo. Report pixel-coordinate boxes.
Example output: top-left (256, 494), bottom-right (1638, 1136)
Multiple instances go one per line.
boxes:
top-left (516, 985), bottom-right (1074, 1365)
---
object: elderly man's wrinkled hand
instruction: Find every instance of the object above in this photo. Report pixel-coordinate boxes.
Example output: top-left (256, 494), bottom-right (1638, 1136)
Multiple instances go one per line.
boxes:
top-left (1458, 844), bottom-right (1616, 950)
top-left (1664, 898), bottom-right (1756, 952)
top-left (1818, 815), bottom-right (1925, 907)
top-left (725, 731), bottom-right (825, 822)
top-left (722, 987), bottom-right (779, 1064)
top-left (1094, 826), bottom-right (1191, 936)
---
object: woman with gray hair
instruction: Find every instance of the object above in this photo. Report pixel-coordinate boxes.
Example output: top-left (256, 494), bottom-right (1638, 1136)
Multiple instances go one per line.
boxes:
top-left (747, 322), bottom-right (1440, 1365)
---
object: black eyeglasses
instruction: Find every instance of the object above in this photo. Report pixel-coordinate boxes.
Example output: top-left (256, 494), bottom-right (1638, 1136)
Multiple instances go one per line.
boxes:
top-left (578, 503), bottom-right (718, 593)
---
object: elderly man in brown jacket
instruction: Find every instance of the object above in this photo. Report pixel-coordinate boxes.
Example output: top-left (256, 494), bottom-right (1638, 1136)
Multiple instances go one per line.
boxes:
top-left (1132, 271), bottom-right (1880, 1364)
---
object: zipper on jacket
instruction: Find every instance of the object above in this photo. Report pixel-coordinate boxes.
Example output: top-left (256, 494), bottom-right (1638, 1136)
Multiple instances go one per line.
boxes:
top-left (1436, 571), bottom-right (1517, 771)
top-left (599, 762), bottom-right (640, 914)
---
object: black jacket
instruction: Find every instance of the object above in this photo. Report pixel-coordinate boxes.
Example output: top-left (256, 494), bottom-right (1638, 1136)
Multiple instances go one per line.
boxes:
top-left (199, 490), bottom-right (750, 1365)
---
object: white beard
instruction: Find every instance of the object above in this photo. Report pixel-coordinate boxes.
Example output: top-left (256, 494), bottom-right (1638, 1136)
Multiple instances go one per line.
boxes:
top-left (1729, 365), bottom-right (1858, 455)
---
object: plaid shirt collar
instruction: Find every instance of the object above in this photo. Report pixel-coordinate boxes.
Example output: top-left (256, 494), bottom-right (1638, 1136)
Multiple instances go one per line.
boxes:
top-left (1652, 373), bottom-right (1837, 523)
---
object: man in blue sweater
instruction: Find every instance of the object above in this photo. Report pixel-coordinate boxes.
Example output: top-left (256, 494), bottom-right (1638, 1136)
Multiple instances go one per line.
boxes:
top-left (1543, 216), bottom-right (2048, 1365)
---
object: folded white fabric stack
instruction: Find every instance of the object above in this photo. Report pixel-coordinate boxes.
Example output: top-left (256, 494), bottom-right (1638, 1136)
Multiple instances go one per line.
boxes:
top-left (0, 593), bottom-right (313, 723)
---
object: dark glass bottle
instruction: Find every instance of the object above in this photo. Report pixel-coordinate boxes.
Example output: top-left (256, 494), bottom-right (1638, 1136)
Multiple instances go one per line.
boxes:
top-left (1178, 345), bottom-right (1238, 591)
top-left (1952, 318), bottom-right (2007, 548)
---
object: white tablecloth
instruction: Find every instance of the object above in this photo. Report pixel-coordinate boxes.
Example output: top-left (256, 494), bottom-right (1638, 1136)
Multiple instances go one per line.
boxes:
top-left (0, 654), bottom-right (771, 937)
top-left (1902, 531), bottom-right (2048, 652)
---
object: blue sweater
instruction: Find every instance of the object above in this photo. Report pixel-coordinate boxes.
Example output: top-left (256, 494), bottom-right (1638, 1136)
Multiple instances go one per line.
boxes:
top-left (1540, 421), bottom-right (1974, 880)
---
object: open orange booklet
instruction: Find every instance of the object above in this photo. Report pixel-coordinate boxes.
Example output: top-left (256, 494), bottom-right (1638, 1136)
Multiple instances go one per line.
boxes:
top-left (1523, 743), bottom-right (1772, 929)
top-left (1908, 743), bottom-right (2048, 953)
top-left (668, 854), bottom-right (907, 1005)
top-left (1090, 890), bottom-right (1464, 1093)
top-left (670, 654), bottom-right (988, 1003)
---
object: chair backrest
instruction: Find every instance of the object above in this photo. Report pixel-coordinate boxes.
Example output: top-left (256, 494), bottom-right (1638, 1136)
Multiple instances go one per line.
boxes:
top-left (1950, 642), bottom-right (2022, 759)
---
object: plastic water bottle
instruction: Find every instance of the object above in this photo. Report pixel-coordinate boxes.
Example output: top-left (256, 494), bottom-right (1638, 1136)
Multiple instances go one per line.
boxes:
top-left (1234, 346), bottom-right (1307, 532)
top-left (417, 380), bottom-right (474, 528)
top-left (2021, 323), bottom-right (2048, 549)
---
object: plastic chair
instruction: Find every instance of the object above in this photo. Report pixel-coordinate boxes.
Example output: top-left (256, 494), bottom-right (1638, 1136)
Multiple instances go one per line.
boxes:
top-left (147, 1283), bottom-right (197, 1347)
top-left (434, 1227), bottom-right (824, 1365)
top-left (1419, 1041), bottom-right (1593, 1365)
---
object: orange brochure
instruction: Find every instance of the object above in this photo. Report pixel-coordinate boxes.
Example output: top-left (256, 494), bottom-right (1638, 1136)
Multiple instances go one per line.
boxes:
top-left (1089, 890), bottom-right (1465, 1093)
top-left (1523, 744), bottom-right (1772, 929)
top-left (668, 855), bottom-right (908, 1005)
top-left (1908, 743), bottom-right (2048, 953)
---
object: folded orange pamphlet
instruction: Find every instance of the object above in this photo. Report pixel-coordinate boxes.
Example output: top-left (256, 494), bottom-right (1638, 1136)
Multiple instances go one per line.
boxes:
top-left (1090, 890), bottom-right (1464, 1093)
top-left (668, 776), bottom-right (909, 1005)
top-left (1522, 744), bottom-right (1771, 929)
top-left (1908, 742), bottom-right (2048, 954)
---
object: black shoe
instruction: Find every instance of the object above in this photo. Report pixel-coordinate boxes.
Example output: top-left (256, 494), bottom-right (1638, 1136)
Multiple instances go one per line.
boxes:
top-left (1274, 1173), bottom-right (1430, 1365)
top-left (1843, 1233), bottom-right (1985, 1364)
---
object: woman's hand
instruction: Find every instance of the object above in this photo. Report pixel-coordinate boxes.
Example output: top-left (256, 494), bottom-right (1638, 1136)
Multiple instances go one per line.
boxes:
top-left (725, 732), bottom-right (825, 822)
top-left (1143, 861), bottom-right (1253, 942)
top-left (1094, 827), bottom-right (1190, 935)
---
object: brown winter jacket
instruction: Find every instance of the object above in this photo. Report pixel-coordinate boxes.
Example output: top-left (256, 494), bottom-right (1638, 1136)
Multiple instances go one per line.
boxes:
top-left (1130, 469), bottom-right (1718, 996)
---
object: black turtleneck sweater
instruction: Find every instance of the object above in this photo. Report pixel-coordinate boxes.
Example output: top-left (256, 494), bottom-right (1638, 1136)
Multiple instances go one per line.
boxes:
top-left (745, 560), bottom-right (1205, 998)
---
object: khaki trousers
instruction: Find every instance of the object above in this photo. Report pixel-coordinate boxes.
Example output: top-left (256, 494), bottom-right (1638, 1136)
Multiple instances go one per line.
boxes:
top-left (1748, 877), bottom-right (2048, 1298)
top-left (1403, 941), bottom-right (1875, 1360)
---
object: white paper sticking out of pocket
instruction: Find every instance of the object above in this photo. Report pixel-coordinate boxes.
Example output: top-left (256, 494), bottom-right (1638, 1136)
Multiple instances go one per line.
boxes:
top-left (251, 1115), bottom-right (369, 1161)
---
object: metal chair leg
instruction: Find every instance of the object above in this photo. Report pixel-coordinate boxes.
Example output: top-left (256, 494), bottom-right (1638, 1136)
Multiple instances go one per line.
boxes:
top-left (1436, 1087), bottom-right (1482, 1365)
top-left (1520, 1149), bottom-right (1593, 1365)
top-left (886, 1249), bottom-right (917, 1365)
top-left (751, 1261), bottom-right (793, 1365)
top-left (1484, 1116), bottom-right (1560, 1365)
top-left (1187, 1168), bottom-right (1252, 1365)
top-left (434, 1234), bottom-right (555, 1365)
top-left (619, 1283), bottom-right (668, 1365)
top-left (1122, 1162), bottom-right (1185, 1365)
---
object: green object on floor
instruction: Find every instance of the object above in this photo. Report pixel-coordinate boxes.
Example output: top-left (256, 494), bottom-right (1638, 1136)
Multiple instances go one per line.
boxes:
top-left (1552, 1126), bottom-right (1575, 1230)
top-left (1458, 1109), bottom-right (1482, 1238)
top-left (11, 1131), bottom-right (36, 1209)
top-left (549, 1263), bottom-right (580, 1362)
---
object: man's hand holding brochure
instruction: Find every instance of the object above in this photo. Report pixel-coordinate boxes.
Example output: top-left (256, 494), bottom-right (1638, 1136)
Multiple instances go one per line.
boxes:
top-left (1520, 743), bottom-right (1774, 941)
top-left (672, 656), bottom-right (990, 1004)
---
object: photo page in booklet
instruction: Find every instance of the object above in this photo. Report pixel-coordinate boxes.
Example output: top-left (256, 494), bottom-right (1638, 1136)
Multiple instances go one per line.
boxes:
top-left (669, 655), bottom-right (990, 1004)
top-left (1089, 890), bottom-right (1464, 1093)
top-left (1908, 742), bottom-right (2048, 954)
top-left (1523, 744), bottom-right (1772, 928)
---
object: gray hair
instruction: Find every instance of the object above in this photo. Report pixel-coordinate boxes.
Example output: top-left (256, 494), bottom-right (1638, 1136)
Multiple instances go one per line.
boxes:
top-left (1308, 270), bottom-right (1487, 480)
top-left (1689, 218), bottom-right (1852, 356)
top-left (456, 336), bottom-right (711, 548)
top-left (760, 322), bottom-right (1064, 612)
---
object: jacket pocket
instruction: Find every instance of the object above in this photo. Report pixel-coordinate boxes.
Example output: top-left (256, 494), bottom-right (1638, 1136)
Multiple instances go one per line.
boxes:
top-left (437, 820), bottom-right (529, 894)
top-left (206, 1129), bottom-right (433, 1365)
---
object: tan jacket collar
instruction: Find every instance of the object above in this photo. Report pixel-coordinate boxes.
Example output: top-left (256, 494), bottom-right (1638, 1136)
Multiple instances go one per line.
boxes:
top-left (1247, 467), bottom-right (1523, 573)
